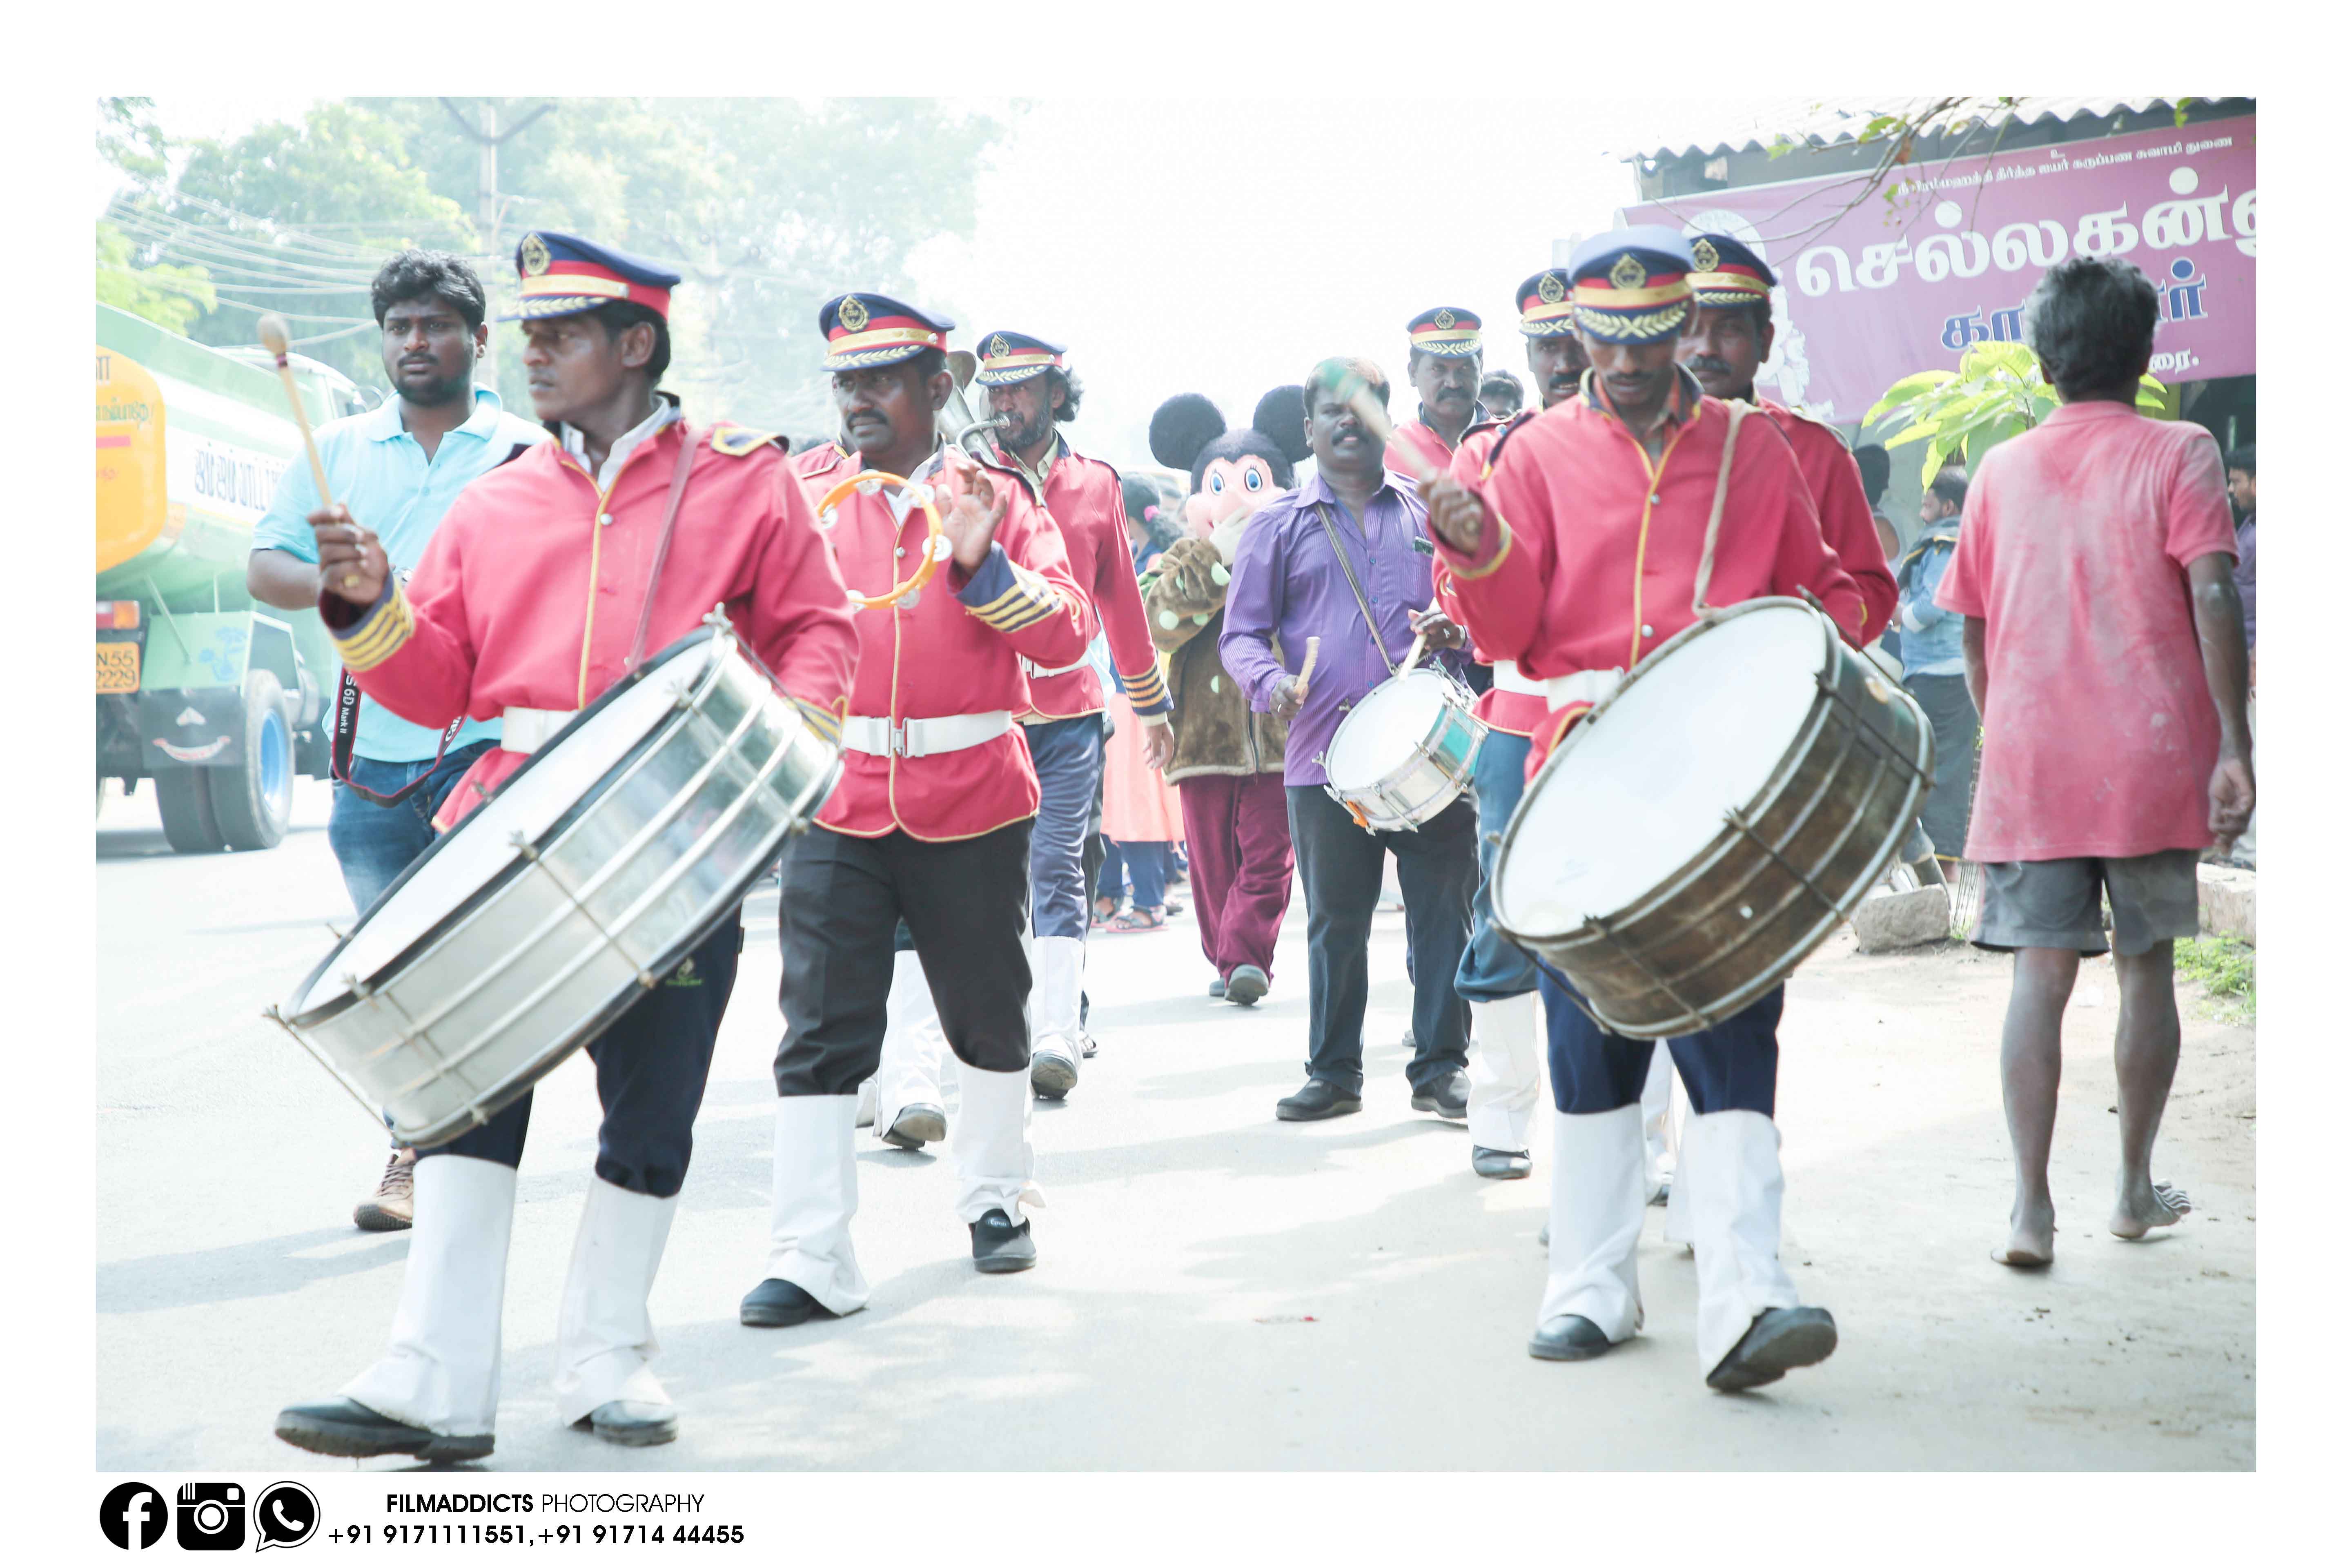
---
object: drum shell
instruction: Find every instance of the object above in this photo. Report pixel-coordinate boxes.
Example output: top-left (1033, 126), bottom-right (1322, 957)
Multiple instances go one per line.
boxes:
top-left (1498, 602), bottom-right (1931, 1038)
top-left (1323, 670), bottom-right (1488, 832)
top-left (284, 638), bottom-right (840, 1147)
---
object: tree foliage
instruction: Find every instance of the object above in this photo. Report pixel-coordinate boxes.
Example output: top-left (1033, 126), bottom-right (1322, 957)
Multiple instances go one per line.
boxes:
top-left (1865, 340), bottom-right (2169, 484)
top-left (96, 220), bottom-right (216, 334)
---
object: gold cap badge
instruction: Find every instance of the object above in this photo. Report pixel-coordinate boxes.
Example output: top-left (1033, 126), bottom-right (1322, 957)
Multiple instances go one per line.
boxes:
top-left (1433, 309), bottom-right (1455, 330)
top-left (1609, 252), bottom-right (1647, 291)
top-left (1537, 271), bottom-right (1566, 305)
top-left (837, 295), bottom-right (869, 333)
top-left (518, 233), bottom-right (550, 277)
top-left (988, 334), bottom-right (1011, 359)
top-left (1691, 238), bottom-right (1719, 273)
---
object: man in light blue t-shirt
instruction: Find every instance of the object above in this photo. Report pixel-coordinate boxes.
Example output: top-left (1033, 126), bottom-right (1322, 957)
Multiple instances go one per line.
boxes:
top-left (249, 250), bottom-right (547, 1231)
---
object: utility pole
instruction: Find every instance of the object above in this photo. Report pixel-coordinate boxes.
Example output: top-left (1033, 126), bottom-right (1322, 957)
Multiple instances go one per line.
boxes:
top-left (438, 98), bottom-right (555, 386)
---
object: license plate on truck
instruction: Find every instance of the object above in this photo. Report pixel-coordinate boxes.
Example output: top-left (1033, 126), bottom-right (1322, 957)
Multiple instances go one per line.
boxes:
top-left (96, 641), bottom-right (140, 694)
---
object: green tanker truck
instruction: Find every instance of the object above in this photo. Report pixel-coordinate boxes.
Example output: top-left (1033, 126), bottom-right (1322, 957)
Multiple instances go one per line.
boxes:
top-left (96, 303), bottom-right (368, 853)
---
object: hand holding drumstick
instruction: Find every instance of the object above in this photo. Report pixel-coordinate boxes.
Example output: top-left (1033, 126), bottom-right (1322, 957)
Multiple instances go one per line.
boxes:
top-left (1325, 364), bottom-right (1490, 557)
top-left (258, 314), bottom-right (386, 604)
top-left (1272, 636), bottom-right (1319, 721)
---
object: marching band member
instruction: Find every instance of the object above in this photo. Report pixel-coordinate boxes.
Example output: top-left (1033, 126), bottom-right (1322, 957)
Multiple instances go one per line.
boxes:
top-left (979, 329), bottom-right (1173, 1100)
top-left (273, 231), bottom-right (857, 1459)
top-left (1388, 307), bottom-right (1488, 478)
top-left (743, 294), bottom-right (1094, 1332)
top-left (1432, 272), bottom-right (1586, 1182)
top-left (1678, 232), bottom-right (1897, 640)
top-left (1423, 229), bottom-right (1866, 1390)
top-left (1222, 358), bottom-right (1478, 1125)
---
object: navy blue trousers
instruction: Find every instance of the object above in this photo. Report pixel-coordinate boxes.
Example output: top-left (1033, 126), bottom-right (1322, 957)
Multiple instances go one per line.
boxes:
top-left (1538, 969), bottom-right (1781, 1117)
top-left (1026, 715), bottom-right (1107, 942)
top-left (423, 910), bottom-right (742, 1199)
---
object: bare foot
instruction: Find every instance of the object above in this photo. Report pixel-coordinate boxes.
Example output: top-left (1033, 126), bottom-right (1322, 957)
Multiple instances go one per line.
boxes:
top-left (1993, 1197), bottom-right (2056, 1268)
top-left (2110, 1181), bottom-right (2192, 1239)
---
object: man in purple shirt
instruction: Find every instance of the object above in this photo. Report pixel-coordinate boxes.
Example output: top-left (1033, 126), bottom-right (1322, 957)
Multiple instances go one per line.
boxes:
top-left (1221, 357), bottom-right (1478, 1123)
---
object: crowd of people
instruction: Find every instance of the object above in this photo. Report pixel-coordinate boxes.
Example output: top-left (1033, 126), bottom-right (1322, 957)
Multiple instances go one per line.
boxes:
top-left (242, 219), bottom-right (2252, 1462)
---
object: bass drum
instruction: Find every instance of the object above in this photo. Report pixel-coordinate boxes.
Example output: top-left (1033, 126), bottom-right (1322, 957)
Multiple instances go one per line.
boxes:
top-left (270, 618), bottom-right (841, 1147)
top-left (1492, 598), bottom-right (1931, 1038)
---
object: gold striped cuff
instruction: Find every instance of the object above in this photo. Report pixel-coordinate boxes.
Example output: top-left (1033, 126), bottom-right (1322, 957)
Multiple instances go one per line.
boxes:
top-left (1446, 518), bottom-right (1516, 582)
top-left (333, 582), bottom-right (416, 673)
top-left (792, 697), bottom-right (844, 745)
top-left (1120, 666), bottom-right (1170, 706)
top-left (971, 563), bottom-right (1064, 631)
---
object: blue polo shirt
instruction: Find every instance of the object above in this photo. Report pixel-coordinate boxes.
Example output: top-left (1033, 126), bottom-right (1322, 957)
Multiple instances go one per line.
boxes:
top-left (254, 388), bottom-right (548, 761)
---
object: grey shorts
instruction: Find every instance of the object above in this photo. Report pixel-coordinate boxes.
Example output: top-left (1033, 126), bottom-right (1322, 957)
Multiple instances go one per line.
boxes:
top-left (1972, 850), bottom-right (2202, 957)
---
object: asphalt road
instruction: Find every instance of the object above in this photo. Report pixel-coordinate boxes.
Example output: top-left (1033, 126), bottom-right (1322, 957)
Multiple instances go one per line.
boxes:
top-left (96, 777), bottom-right (2255, 1470)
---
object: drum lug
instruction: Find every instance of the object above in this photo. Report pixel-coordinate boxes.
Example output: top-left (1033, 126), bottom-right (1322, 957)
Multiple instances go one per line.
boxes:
top-left (1586, 913), bottom-right (1717, 1036)
top-left (1722, 806), bottom-right (1845, 920)
top-left (508, 830), bottom-right (662, 991)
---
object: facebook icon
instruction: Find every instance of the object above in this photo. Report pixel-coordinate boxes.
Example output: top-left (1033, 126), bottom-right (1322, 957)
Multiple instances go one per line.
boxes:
top-left (99, 1482), bottom-right (168, 1550)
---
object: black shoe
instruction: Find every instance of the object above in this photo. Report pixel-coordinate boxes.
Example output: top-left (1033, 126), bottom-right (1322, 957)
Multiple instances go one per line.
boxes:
top-left (274, 1397), bottom-right (492, 1462)
top-left (1275, 1078), bottom-right (1362, 1121)
top-left (1225, 964), bottom-right (1269, 1007)
top-left (740, 1277), bottom-right (837, 1328)
top-left (971, 1208), bottom-right (1037, 1274)
top-left (1410, 1069), bottom-right (1471, 1120)
top-left (1706, 1306), bottom-right (1839, 1392)
top-left (1528, 1315), bottom-right (1616, 1362)
top-left (1031, 1044), bottom-right (1079, 1100)
top-left (1209, 976), bottom-right (1227, 999)
top-left (1472, 1145), bottom-right (1532, 1179)
top-left (882, 1103), bottom-right (945, 1150)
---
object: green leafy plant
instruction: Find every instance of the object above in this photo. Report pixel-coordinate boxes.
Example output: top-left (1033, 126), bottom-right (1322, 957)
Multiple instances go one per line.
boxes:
top-left (1865, 340), bottom-right (2169, 485)
top-left (2176, 935), bottom-right (2255, 1023)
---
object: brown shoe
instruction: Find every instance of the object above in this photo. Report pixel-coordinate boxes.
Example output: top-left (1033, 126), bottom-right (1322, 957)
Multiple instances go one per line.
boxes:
top-left (354, 1148), bottom-right (416, 1232)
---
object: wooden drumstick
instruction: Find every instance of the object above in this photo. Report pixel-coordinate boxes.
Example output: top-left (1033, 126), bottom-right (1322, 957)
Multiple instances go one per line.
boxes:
top-left (1333, 372), bottom-right (1439, 487)
top-left (258, 314), bottom-right (362, 595)
top-left (1401, 628), bottom-right (1429, 675)
top-left (1296, 635), bottom-right (1321, 702)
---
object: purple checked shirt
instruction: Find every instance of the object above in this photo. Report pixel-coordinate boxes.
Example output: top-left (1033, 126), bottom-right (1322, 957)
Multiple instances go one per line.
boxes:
top-left (1219, 470), bottom-right (1443, 787)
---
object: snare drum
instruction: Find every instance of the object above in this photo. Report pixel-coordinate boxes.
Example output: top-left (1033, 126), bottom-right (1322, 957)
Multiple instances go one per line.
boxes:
top-left (1492, 598), bottom-right (1931, 1038)
top-left (1322, 667), bottom-right (1488, 832)
top-left (268, 617), bottom-right (842, 1147)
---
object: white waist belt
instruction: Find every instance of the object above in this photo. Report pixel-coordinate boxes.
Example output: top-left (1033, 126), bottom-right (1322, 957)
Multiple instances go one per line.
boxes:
top-left (1490, 660), bottom-right (1547, 698)
top-left (500, 706), bottom-right (579, 755)
top-left (841, 710), bottom-right (1013, 759)
top-left (1020, 655), bottom-right (1094, 679)
top-left (1544, 669), bottom-right (1625, 713)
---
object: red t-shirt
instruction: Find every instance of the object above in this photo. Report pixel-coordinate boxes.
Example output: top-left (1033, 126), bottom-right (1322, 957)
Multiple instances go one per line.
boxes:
top-left (1935, 401), bottom-right (2238, 862)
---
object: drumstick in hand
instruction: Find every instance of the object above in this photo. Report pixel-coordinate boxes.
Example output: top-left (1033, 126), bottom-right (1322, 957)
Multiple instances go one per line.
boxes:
top-left (1296, 636), bottom-right (1321, 702)
top-left (258, 314), bottom-right (361, 595)
top-left (1401, 628), bottom-right (1429, 674)
top-left (1330, 369), bottom-right (1438, 487)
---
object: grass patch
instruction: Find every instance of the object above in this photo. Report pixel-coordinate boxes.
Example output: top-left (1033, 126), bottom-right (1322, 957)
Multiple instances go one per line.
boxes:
top-left (2177, 936), bottom-right (2255, 1022)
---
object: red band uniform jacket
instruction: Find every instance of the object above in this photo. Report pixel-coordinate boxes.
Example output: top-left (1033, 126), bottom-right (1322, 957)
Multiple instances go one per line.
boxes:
top-left (1434, 371), bottom-right (1868, 771)
top-left (1759, 398), bottom-right (1895, 641)
top-left (1432, 412), bottom-right (1550, 739)
top-left (323, 411), bottom-right (858, 832)
top-left (1013, 434), bottom-right (1171, 722)
top-left (797, 442), bottom-right (1095, 841)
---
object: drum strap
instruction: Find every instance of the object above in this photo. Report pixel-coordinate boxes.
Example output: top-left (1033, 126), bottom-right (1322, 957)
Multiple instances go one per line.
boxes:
top-left (1689, 401), bottom-right (1751, 617)
top-left (625, 426), bottom-right (707, 674)
top-left (1314, 503), bottom-right (1398, 679)
top-left (330, 667), bottom-right (466, 808)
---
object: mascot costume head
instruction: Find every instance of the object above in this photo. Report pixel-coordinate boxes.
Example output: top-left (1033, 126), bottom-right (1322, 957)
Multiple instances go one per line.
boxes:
top-left (1147, 385), bottom-right (1312, 566)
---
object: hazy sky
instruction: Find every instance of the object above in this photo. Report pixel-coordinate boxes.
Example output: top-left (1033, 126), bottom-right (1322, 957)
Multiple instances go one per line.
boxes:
top-left (914, 96), bottom-right (1772, 471)
top-left (109, 94), bottom-right (1802, 471)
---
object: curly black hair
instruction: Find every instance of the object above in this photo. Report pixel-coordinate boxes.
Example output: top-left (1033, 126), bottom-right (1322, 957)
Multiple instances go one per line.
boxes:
top-left (2024, 256), bottom-right (2158, 400)
top-left (1045, 366), bottom-right (1083, 423)
top-left (369, 249), bottom-right (488, 332)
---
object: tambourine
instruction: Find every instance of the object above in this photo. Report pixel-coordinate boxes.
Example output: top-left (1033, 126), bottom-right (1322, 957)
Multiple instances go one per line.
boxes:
top-left (818, 471), bottom-right (951, 611)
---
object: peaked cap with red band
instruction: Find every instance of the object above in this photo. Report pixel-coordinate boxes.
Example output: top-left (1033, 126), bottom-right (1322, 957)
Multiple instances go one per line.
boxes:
top-left (501, 230), bottom-right (679, 322)
top-left (1686, 232), bottom-right (1777, 307)
top-left (1406, 305), bottom-right (1483, 358)
top-left (819, 292), bottom-right (955, 371)
top-left (972, 329), bottom-right (1067, 387)
top-left (1567, 226), bottom-right (1694, 343)
top-left (1515, 269), bottom-right (1578, 338)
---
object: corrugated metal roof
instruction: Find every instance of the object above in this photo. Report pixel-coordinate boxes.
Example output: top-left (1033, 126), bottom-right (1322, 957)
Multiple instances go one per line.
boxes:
top-left (1622, 96), bottom-right (2241, 163)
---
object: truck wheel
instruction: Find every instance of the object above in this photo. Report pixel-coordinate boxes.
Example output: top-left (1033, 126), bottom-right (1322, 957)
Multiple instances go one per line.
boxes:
top-left (213, 668), bottom-right (296, 851)
top-left (156, 768), bottom-right (225, 853)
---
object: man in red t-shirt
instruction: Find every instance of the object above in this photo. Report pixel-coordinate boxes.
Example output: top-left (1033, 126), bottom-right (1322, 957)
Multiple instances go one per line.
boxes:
top-left (1935, 256), bottom-right (2253, 1271)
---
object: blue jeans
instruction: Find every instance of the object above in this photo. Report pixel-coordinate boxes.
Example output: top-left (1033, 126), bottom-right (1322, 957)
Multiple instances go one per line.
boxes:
top-left (1454, 730), bottom-right (1541, 1002)
top-left (1025, 716), bottom-right (1106, 941)
top-left (326, 741), bottom-right (499, 913)
top-left (1099, 840), bottom-right (1172, 909)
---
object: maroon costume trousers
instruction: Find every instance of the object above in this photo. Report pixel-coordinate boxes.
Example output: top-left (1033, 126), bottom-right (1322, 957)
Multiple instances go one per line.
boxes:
top-left (1178, 773), bottom-right (1294, 980)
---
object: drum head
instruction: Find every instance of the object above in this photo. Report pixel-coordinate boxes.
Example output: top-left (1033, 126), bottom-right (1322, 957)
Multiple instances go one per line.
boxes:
top-left (288, 635), bottom-right (724, 1016)
top-left (1326, 669), bottom-right (1451, 790)
top-left (1497, 603), bottom-right (1826, 938)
